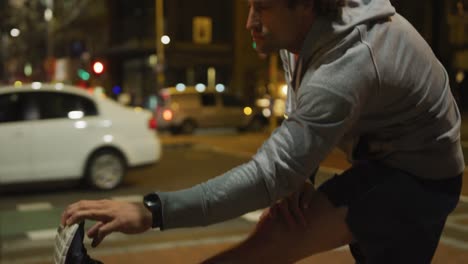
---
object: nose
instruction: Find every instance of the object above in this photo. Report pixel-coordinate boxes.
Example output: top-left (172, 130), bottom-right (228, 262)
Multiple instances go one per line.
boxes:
top-left (246, 7), bottom-right (259, 31)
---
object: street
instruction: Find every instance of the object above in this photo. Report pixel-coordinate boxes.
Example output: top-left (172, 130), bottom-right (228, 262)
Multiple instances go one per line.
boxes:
top-left (1, 0), bottom-right (467, 263)
top-left (1, 130), bottom-right (468, 263)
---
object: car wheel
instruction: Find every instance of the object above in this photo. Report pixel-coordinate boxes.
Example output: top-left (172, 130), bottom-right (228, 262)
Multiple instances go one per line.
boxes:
top-left (86, 150), bottom-right (125, 190)
top-left (180, 120), bottom-right (197, 134)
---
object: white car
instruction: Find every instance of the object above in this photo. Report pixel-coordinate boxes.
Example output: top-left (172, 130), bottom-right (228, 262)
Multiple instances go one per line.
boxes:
top-left (0, 83), bottom-right (162, 190)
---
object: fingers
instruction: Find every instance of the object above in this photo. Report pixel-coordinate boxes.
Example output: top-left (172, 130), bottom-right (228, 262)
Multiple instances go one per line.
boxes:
top-left (87, 221), bottom-right (104, 238)
top-left (61, 199), bottom-right (146, 248)
top-left (277, 199), bottom-right (296, 229)
top-left (62, 200), bottom-right (110, 226)
top-left (91, 221), bottom-right (119, 247)
top-left (65, 208), bottom-right (110, 227)
top-left (269, 182), bottom-right (316, 230)
top-left (87, 219), bottom-right (121, 248)
top-left (287, 192), bottom-right (307, 228)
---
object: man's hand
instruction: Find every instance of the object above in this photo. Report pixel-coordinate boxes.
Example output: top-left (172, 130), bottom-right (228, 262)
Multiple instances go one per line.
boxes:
top-left (61, 199), bottom-right (153, 247)
top-left (260, 181), bottom-right (317, 229)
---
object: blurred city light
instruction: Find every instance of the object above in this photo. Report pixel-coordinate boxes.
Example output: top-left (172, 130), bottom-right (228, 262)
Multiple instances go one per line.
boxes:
top-left (456, 71), bottom-right (465, 84)
top-left (10, 28), bottom-right (20, 37)
top-left (161, 35), bottom-right (171, 45)
top-left (176, 83), bottom-right (186, 92)
top-left (112, 85), bottom-right (122, 95)
top-left (68, 111), bottom-right (84, 119)
top-left (274, 99), bottom-right (286, 117)
top-left (281, 84), bottom-right (288, 97)
top-left (44, 8), bottom-right (53, 21)
top-left (147, 95), bottom-right (158, 109)
top-left (55, 83), bottom-right (64, 90)
top-left (14, 81), bottom-right (22, 87)
top-left (32, 82), bottom-right (42, 90)
top-left (195, 83), bottom-right (206, 92)
top-left (162, 109), bottom-right (173, 121)
top-left (215, 84), bottom-right (225, 92)
top-left (24, 63), bottom-right (32, 76)
top-left (262, 108), bottom-right (272, 118)
top-left (78, 69), bottom-right (90, 81)
top-left (148, 54), bottom-right (158, 66)
top-left (92, 61), bottom-right (105, 74)
top-left (243, 107), bottom-right (253, 116)
top-left (256, 98), bottom-right (270, 108)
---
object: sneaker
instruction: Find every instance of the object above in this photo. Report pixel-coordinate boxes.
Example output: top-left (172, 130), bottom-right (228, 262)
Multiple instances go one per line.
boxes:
top-left (54, 221), bottom-right (103, 264)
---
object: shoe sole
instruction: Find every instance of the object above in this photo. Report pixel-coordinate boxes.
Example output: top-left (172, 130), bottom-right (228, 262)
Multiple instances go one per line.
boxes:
top-left (53, 223), bottom-right (80, 264)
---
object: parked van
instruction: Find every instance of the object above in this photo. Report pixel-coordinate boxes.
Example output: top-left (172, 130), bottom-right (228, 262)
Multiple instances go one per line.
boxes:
top-left (156, 87), bottom-right (267, 134)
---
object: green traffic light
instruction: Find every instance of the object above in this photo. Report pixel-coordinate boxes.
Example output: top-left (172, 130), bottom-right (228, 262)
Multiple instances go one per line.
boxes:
top-left (78, 69), bottom-right (90, 81)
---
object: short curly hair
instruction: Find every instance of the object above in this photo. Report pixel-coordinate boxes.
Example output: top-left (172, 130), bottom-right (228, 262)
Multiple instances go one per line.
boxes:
top-left (286, 0), bottom-right (346, 16)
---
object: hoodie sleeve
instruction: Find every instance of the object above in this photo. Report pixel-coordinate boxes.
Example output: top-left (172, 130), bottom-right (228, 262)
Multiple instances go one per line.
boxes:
top-left (156, 84), bottom-right (361, 230)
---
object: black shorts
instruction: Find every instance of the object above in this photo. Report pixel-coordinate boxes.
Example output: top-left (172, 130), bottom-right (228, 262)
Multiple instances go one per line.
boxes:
top-left (317, 160), bottom-right (462, 264)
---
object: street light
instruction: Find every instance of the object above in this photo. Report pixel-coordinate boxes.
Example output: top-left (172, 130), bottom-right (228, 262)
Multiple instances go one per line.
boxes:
top-left (10, 28), bottom-right (20, 37)
top-left (161, 35), bottom-right (170, 45)
top-left (44, 8), bottom-right (53, 22)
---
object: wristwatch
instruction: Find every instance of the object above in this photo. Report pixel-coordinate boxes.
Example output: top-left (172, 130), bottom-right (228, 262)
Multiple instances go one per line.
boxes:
top-left (143, 192), bottom-right (163, 229)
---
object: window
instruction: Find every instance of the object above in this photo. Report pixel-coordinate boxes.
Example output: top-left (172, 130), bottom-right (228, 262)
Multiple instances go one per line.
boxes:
top-left (221, 94), bottom-right (243, 107)
top-left (34, 92), bottom-right (98, 120)
top-left (201, 93), bottom-right (216, 106)
top-left (0, 93), bottom-right (22, 123)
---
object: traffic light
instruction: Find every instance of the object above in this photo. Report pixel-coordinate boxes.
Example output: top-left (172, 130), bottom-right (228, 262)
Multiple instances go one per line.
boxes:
top-left (92, 61), bottom-right (105, 75)
top-left (77, 68), bottom-right (90, 81)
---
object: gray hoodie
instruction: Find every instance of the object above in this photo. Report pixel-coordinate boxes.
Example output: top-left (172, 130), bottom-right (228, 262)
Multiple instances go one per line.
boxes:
top-left (158, 0), bottom-right (465, 229)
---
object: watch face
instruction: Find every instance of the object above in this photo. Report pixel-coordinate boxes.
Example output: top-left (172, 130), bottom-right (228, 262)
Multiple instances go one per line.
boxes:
top-left (143, 193), bottom-right (162, 228)
top-left (144, 193), bottom-right (159, 206)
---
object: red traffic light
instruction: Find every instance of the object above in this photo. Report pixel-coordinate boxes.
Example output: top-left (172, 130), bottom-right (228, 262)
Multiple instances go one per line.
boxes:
top-left (92, 61), bottom-right (105, 74)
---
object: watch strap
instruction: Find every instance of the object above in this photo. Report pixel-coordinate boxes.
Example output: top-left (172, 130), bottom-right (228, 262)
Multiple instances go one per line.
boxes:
top-left (143, 192), bottom-right (163, 229)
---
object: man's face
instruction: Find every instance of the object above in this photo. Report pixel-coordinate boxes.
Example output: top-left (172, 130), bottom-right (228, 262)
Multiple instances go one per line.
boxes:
top-left (246, 0), bottom-right (314, 54)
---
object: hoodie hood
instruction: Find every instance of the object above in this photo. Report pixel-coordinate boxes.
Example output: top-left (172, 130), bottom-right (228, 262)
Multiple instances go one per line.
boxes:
top-left (300, 0), bottom-right (395, 61)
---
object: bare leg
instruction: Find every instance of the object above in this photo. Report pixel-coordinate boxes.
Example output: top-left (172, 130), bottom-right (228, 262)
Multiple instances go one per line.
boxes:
top-left (201, 190), bottom-right (353, 264)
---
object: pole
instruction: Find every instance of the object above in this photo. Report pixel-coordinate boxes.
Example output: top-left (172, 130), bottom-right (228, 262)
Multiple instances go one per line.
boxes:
top-left (155, 0), bottom-right (165, 89)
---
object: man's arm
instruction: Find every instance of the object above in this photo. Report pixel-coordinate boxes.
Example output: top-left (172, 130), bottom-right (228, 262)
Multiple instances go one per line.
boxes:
top-left (158, 86), bottom-right (356, 229)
